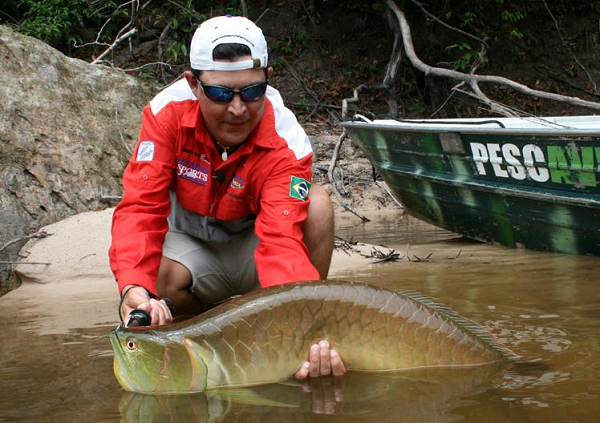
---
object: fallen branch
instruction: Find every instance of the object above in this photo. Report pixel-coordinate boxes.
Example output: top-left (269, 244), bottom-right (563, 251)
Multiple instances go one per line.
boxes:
top-left (92, 28), bottom-right (138, 65)
top-left (0, 230), bottom-right (50, 254)
top-left (287, 101), bottom-right (343, 111)
top-left (254, 8), bottom-right (273, 24)
top-left (361, 246), bottom-right (402, 263)
top-left (342, 84), bottom-right (383, 120)
top-left (327, 130), bottom-right (370, 221)
top-left (101, 195), bottom-right (123, 201)
top-left (374, 180), bottom-right (404, 210)
top-left (446, 249), bottom-right (462, 260)
top-left (122, 62), bottom-right (173, 73)
top-left (534, 65), bottom-right (600, 100)
top-left (334, 236), bottom-right (358, 256)
top-left (386, 0), bottom-right (600, 113)
top-left (341, 8), bottom-right (403, 119)
top-left (408, 252), bottom-right (433, 262)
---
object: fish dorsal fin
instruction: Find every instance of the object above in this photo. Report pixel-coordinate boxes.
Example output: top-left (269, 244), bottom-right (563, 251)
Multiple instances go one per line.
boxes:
top-left (395, 289), bottom-right (519, 360)
top-left (183, 338), bottom-right (209, 392)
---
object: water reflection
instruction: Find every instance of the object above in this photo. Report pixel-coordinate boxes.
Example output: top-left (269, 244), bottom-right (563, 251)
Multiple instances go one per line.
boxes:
top-left (118, 367), bottom-right (506, 423)
top-left (0, 211), bottom-right (599, 422)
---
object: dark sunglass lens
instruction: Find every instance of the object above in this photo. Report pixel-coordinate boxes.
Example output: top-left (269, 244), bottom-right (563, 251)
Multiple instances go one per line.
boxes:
top-left (240, 83), bottom-right (267, 101)
top-left (203, 85), bottom-right (233, 103)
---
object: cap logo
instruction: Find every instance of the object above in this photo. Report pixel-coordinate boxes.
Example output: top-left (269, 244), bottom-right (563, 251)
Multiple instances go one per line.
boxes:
top-left (212, 34), bottom-right (255, 47)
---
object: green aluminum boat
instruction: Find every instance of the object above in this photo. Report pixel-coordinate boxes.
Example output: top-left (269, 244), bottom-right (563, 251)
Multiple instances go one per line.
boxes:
top-left (342, 115), bottom-right (600, 256)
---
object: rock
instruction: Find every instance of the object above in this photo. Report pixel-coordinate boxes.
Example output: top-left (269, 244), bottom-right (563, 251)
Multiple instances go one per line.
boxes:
top-left (0, 25), bottom-right (155, 291)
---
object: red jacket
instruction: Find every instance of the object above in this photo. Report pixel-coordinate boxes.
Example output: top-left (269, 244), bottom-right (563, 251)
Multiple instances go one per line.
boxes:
top-left (109, 81), bottom-right (319, 296)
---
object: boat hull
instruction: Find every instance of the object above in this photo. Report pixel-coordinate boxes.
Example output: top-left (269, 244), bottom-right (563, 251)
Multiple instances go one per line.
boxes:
top-left (343, 118), bottom-right (600, 256)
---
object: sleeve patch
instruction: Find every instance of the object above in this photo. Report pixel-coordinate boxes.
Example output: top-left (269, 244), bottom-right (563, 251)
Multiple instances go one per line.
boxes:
top-left (289, 176), bottom-right (311, 201)
top-left (136, 141), bottom-right (155, 162)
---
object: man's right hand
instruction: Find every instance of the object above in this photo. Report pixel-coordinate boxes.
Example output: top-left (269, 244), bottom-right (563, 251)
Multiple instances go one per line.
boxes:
top-left (120, 285), bottom-right (173, 326)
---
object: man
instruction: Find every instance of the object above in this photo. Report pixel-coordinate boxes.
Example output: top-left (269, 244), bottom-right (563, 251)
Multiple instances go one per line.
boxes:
top-left (109, 15), bottom-right (345, 379)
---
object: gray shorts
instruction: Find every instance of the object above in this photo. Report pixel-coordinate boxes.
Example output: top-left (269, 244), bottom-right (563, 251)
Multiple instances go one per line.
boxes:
top-left (162, 229), bottom-right (260, 305)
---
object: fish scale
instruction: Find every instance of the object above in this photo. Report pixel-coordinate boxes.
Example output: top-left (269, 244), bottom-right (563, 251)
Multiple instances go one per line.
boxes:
top-left (110, 281), bottom-right (520, 394)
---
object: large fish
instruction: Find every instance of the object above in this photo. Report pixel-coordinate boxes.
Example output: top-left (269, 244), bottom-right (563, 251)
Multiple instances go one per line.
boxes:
top-left (109, 281), bottom-right (519, 394)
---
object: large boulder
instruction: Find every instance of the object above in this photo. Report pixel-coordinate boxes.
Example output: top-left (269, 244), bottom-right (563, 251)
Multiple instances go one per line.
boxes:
top-left (0, 25), bottom-right (155, 292)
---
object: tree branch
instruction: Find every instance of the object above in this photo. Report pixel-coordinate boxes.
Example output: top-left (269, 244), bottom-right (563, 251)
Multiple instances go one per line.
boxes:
top-left (91, 28), bottom-right (138, 65)
top-left (0, 230), bottom-right (50, 254)
top-left (327, 130), bottom-right (370, 221)
top-left (408, 0), bottom-right (488, 47)
top-left (541, 0), bottom-right (598, 95)
top-left (386, 0), bottom-right (600, 113)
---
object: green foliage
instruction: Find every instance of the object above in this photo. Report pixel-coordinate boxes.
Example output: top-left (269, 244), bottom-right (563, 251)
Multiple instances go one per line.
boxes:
top-left (564, 63), bottom-right (578, 78)
top-left (314, 0), bottom-right (385, 13)
top-left (271, 28), bottom-right (308, 57)
top-left (10, 0), bottom-right (131, 49)
top-left (15, 0), bottom-right (98, 45)
top-left (164, 15), bottom-right (192, 63)
top-left (453, 43), bottom-right (475, 71)
top-left (501, 9), bottom-right (524, 38)
top-left (448, 42), bottom-right (487, 71)
top-left (461, 11), bottom-right (476, 27)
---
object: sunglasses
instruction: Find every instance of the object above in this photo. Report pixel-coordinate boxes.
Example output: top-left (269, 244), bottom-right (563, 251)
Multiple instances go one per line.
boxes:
top-left (198, 80), bottom-right (268, 103)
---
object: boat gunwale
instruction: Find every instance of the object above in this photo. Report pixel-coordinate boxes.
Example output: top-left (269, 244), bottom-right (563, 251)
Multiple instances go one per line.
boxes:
top-left (342, 120), bottom-right (600, 136)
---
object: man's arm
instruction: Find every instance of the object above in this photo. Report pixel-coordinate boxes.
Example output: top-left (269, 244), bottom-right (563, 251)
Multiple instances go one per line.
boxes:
top-left (253, 155), bottom-right (321, 286)
top-left (109, 105), bottom-right (176, 323)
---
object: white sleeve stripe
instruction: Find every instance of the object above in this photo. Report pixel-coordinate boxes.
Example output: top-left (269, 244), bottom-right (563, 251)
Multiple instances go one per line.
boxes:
top-left (150, 79), bottom-right (196, 116)
top-left (267, 86), bottom-right (313, 160)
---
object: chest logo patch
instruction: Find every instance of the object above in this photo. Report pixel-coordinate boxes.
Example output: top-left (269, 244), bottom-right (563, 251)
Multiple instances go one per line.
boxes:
top-left (177, 158), bottom-right (209, 186)
top-left (230, 175), bottom-right (245, 189)
top-left (136, 141), bottom-right (155, 161)
top-left (289, 176), bottom-right (311, 201)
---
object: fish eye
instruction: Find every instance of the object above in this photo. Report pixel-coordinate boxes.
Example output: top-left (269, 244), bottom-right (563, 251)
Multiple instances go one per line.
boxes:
top-left (125, 338), bottom-right (138, 351)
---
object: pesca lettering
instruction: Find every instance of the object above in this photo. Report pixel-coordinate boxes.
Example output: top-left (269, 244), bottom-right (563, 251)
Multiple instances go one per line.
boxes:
top-left (470, 142), bottom-right (550, 182)
top-left (469, 142), bottom-right (598, 186)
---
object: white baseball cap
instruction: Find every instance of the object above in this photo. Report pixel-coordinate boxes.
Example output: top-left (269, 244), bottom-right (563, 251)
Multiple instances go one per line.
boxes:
top-left (190, 15), bottom-right (268, 71)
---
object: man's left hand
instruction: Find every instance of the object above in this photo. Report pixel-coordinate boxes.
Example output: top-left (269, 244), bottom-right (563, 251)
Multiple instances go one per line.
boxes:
top-left (294, 340), bottom-right (346, 379)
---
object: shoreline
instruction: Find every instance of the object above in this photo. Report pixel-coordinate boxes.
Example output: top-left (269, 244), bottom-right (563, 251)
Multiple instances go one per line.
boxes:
top-left (2, 206), bottom-right (408, 334)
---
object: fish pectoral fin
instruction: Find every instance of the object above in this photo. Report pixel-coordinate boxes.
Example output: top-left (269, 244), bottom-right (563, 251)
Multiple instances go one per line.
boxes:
top-left (183, 337), bottom-right (209, 392)
top-left (208, 388), bottom-right (300, 408)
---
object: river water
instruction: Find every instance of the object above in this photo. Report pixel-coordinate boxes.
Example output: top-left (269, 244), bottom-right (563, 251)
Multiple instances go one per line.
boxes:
top-left (0, 211), bottom-right (598, 422)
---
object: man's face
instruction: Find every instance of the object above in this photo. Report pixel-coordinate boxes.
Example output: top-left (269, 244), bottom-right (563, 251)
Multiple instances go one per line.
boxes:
top-left (186, 62), bottom-right (272, 148)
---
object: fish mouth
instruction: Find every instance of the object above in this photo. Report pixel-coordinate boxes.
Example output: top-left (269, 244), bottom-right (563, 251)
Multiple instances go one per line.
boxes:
top-left (109, 329), bottom-right (140, 393)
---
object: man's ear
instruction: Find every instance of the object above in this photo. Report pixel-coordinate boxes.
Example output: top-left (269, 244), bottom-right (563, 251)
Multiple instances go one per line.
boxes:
top-left (266, 66), bottom-right (274, 80)
top-left (184, 71), bottom-right (200, 97)
top-left (183, 70), bottom-right (198, 90)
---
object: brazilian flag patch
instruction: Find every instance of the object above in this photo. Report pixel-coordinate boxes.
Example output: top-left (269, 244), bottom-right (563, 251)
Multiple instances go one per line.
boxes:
top-left (289, 176), bottom-right (311, 201)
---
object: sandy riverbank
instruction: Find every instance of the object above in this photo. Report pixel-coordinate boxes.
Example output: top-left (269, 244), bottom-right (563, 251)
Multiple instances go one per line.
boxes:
top-left (6, 207), bottom-right (396, 334)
